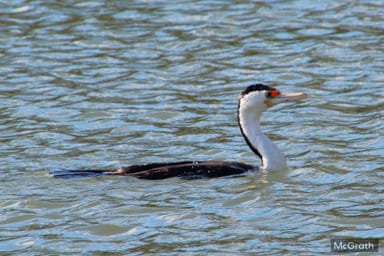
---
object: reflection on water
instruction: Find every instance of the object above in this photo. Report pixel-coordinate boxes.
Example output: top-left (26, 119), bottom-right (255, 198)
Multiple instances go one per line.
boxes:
top-left (1, 0), bottom-right (383, 254)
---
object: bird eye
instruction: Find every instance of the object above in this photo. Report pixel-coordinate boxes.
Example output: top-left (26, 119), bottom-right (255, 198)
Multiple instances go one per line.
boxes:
top-left (267, 90), bottom-right (280, 98)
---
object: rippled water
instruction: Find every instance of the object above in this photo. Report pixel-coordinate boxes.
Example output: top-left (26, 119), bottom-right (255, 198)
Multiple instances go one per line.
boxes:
top-left (1, 0), bottom-right (383, 255)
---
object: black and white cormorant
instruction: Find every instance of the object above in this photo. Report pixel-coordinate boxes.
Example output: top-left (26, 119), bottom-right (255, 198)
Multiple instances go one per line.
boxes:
top-left (49, 84), bottom-right (307, 179)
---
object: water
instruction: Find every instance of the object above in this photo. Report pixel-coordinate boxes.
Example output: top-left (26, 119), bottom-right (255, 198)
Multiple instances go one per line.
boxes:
top-left (1, 0), bottom-right (383, 254)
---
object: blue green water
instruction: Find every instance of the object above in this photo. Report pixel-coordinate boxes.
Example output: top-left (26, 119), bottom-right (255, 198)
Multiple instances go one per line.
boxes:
top-left (1, 0), bottom-right (383, 254)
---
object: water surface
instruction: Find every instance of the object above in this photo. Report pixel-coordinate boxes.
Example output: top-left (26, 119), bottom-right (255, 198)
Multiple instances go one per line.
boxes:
top-left (1, 0), bottom-right (383, 255)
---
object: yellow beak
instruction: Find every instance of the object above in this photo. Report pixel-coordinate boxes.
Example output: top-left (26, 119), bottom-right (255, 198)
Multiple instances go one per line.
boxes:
top-left (267, 92), bottom-right (308, 107)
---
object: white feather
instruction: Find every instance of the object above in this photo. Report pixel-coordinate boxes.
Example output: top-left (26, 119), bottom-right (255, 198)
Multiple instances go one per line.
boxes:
top-left (238, 91), bottom-right (288, 171)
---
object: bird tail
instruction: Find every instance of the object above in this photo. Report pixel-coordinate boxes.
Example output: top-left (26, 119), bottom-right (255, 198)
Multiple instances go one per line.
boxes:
top-left (49, 169), bottom-right (112, 178)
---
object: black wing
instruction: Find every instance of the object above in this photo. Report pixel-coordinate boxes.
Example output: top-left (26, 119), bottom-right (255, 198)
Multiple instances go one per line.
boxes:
top-left (50, 161), bottom-right (257, 179)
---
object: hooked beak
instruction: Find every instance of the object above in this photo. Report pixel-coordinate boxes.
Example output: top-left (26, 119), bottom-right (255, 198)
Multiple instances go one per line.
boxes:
top-left (267, 92), bottom-right (308, 107)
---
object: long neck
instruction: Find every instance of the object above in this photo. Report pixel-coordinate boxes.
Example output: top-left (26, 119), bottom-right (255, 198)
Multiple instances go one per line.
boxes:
top-left (238, 106), bottom-right (287, 171)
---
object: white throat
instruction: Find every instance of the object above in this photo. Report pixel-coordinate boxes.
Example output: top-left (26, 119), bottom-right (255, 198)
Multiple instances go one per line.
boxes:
top-left (238, 100), bottom-right (288, 172)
